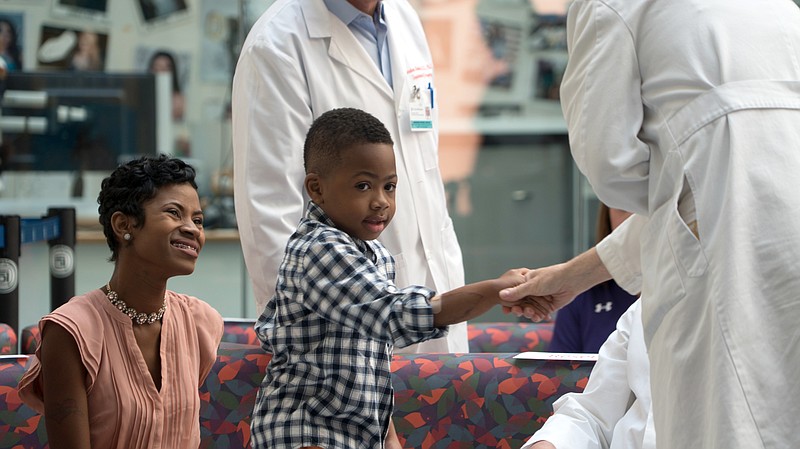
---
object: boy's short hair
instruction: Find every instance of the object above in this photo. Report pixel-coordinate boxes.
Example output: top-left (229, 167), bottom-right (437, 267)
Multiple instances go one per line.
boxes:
top-left (304, 108), bottom-right (394, 175)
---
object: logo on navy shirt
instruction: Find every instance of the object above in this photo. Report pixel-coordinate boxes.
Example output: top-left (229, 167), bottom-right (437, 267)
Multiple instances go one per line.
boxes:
top-left (594, 301), bottom-right (613, 313)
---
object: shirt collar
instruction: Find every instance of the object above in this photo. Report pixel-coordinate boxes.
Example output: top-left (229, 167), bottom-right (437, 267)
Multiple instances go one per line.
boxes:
top-left (306, 201), bottom-right (335, 227)
top-left (323, 0), bottom-right (384, 26)
top-left (306, 201), bottom-right (374, 256)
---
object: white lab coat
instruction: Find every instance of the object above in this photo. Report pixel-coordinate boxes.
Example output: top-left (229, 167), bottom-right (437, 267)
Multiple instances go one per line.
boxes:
top-left (561, 0), bottom-right (800, 447)
top-left (232, 0), bottom-right (468, 352)
top-left (523, 300), bottom-right (655, 449)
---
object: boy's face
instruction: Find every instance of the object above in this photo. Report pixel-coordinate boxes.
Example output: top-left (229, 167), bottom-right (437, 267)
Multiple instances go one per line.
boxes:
top-left (307, 142), bottom-right (397, 241)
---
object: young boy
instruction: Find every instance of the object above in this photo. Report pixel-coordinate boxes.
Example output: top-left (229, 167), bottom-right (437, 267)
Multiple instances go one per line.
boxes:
top-left (250, 108), bottom-right (528, 449)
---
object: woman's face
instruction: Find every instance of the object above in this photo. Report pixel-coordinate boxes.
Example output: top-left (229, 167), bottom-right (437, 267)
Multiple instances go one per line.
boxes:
top-left (78, 32), bottom-right (98, 51)
top-left (150, 55), bottom-right (173, 73)
top-left (127, 183), bottom-right (205, 279)
top-left (0, 22), bottom-right (13, 50)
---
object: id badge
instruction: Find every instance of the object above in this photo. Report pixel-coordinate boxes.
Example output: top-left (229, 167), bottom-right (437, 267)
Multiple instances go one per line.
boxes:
top-left (409, 83), bottom-right (434, 132)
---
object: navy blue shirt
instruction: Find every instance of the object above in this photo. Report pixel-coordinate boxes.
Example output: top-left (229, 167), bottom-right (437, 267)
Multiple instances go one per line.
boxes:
top-left (548, 281), bottom-right (638, 353)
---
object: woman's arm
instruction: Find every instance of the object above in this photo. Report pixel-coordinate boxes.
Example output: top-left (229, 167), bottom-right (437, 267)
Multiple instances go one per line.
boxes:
top-left (40, 323), bottom-right (91, 449)
top-left (385, 417), bottom-right (403, 449)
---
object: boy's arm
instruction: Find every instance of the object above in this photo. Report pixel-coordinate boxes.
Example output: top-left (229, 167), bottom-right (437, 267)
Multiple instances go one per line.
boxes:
top-left (432, 268), bottom-right (532, 327)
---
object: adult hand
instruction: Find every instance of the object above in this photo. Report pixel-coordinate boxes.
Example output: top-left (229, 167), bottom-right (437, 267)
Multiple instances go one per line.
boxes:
top-left (498, 263), bottom-right (577, 321)
top-left (499, 247), bottom-right (611, 321)
top-left (529, 441), bottom-right (557, 449)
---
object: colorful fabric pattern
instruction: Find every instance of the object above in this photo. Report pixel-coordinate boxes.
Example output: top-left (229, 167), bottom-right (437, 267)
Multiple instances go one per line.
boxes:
top-left (0, 324), bottom-right (16, 355)
top-left (0, 355), bottom-right (48, 448)
top-left (222, 320), bottom-right (259, 346)
top-left (221, 320), bottom-right (557, 354)
top-left (467, 322), bottom-right (554, 353)
top-left (20, 325), bottom-right (38, 355)
top-left (392, 353), bottom-right (593, 449)
top-left (200, 343), bottom-right (272, 449)
top-left (3, 344), bottom-right (593, 449)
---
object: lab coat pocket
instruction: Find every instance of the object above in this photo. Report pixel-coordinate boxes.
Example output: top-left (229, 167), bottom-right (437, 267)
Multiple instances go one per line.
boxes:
top-left (667, 196), bottom-right (708, 278)
top-left (640, 204), bottom-right (686, 344)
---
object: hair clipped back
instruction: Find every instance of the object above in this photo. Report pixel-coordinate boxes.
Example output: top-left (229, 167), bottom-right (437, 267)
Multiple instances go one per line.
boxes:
top-left (97, 154), bottom-right (197, 260)
top-left (304, 108), bottom-right (394, 175)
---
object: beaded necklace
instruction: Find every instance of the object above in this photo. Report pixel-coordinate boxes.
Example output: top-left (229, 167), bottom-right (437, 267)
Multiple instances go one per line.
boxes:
top-left (105, 283), bottom-right (166, 325)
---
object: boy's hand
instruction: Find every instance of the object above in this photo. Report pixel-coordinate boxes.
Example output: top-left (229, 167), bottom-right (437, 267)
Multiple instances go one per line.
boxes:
top-left (498, 268), bottom-right (530, 289)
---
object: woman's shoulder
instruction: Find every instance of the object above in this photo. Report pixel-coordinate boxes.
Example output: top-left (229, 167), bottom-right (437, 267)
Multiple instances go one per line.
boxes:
top-left (48, 289), bottom-right (106, 322)
top-left (166, 291), bottom-right (223, 328)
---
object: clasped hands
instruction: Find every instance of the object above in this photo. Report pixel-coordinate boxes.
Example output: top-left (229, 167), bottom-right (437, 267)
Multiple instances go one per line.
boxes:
top-left (498, 262), bottom-right (584, 322)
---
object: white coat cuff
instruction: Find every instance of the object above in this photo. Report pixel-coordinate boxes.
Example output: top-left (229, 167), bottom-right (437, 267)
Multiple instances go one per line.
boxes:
top-left (596, 215), bottom-right (645, 294)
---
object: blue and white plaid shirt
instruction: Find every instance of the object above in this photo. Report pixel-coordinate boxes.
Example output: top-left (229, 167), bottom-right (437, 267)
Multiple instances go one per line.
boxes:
top-left (251, 202), bottom-right (447, 449)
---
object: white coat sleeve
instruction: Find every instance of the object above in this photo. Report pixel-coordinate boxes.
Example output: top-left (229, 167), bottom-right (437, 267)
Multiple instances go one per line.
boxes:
top-left (596, 214), bottom-right (645, 295)
top-left (560, 0), bottom-right (650, 215)
top-left (522, 302), bottom-right (638, 449)
top-left (232, 39), bottom-right (313, 312)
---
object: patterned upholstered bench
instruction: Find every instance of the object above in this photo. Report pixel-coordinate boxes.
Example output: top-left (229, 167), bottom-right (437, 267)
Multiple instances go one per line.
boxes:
top-left (1, 344), bottom-right (594, 449)
top-left (467, 321), bottom-right (554, 353)
top-left (20, 325), bottom-right (38, 355)
top-left (203, 345), bottom-right (595, 449)
top-left (219, 319), bottom-right (555, 354)
top-left (0, 355), bottom-right (47, 448)
top-left (22, 319), bottom-right (556, 355)
top-left (0, 324), bottom-right (16, 355)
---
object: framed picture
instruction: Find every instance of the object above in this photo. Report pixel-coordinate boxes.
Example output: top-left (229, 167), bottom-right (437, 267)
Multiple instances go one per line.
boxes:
top-left (137, 0), bottom-right (190, 26)
top-left (0, 12), bottom-right (24, 71)
top-left (53, 0), bottom-right (109, 19)
top-left (0, 0), bottom-right (46, 4)
top-left (36, 25), bottom-right (108, 72)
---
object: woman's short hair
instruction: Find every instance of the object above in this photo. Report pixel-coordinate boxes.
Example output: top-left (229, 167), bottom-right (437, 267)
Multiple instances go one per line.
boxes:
top-left (97, 154), bottom-right (197, 260)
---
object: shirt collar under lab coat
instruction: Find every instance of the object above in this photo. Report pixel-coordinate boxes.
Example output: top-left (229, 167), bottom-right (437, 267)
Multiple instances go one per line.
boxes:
top-left (323, 0), bottom-right (393, 88)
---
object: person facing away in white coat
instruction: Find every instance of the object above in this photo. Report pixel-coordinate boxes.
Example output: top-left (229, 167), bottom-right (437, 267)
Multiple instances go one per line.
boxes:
top-left (231, 0), bottom-right (469, 352)
top-left (502, 0), bottom-right (800, 447)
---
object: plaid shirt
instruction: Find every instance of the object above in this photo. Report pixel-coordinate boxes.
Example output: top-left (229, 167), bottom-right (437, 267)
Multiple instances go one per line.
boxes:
top-left (251, 202), bottom-right (447, 449)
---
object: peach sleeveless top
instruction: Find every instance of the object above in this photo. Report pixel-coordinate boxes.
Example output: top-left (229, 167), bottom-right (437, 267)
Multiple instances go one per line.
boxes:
top-left (18, 289), bottom-right (223, 449)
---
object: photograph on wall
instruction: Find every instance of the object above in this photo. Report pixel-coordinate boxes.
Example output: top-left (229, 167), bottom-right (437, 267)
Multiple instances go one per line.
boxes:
top-left (135, 46), bottom-right (191, 122)
top-left (479, 18), bottom-right (521, 90)
top-left (0, 12), bottom-right (24, 72)
top-left (52, 0), bottom-right (109, 20)
top-left (36, 25), bottom-right (108, 71)
top-left (137, 0), bottom-right (190, 26)
top-left (200, 0), bottom-right (239, 83)
top-left (0, 0), bottom-right (46, 4)
top-left (532, 55), bottom-right (567, 101)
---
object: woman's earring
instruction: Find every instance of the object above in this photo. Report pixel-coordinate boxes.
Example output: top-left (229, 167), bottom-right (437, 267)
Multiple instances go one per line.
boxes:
top-left (123, 233), bottom-right (132, 241)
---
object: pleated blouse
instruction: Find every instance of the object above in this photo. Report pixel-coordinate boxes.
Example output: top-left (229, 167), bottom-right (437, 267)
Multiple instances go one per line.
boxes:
top-left (18, 288), bottom-right (224, 449)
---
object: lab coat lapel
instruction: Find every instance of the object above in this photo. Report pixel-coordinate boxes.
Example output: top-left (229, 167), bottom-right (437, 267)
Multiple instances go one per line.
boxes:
top-left (385, 1), bottom-right (410, 111)
top-left (302, 0), bottom-right (393, 101)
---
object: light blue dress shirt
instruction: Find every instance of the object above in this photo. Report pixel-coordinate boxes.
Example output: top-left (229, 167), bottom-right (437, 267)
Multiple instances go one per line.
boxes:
top-left (324, 0), bottom-right (393, 89)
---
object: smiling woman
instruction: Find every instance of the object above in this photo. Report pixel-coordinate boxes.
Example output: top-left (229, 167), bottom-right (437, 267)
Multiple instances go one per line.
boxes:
top-left (17, 155), bottom-right (224, 449)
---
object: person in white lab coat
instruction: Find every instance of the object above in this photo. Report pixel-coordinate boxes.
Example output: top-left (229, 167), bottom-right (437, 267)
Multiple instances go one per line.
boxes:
top-left (522, 300), bottom-right (655, 449)
top-left (231, 0), bottom-right (468, 352)
top-left (502, 0), bottom-right (800, 447)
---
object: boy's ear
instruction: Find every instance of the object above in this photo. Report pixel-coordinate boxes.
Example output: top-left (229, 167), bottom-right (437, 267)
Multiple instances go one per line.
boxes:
top-left (305, 173), bottom-right (323, 204)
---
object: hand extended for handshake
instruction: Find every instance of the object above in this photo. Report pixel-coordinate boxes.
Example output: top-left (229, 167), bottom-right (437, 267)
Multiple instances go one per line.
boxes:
top-left (500, 248), bottom-right (611, 321)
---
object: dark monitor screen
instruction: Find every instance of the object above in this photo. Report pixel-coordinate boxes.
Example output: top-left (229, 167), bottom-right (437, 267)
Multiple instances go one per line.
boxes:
top-left (0, 71), bottom-right (157, 172)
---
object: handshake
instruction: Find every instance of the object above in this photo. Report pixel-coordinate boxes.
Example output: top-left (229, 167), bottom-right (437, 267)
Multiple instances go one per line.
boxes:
top-left (497, 248), bottom-right (612, 321)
